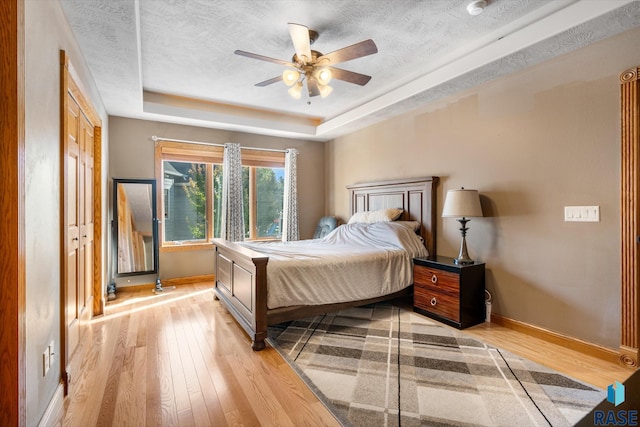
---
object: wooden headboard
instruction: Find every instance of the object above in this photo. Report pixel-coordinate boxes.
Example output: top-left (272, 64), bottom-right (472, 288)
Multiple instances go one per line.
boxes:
top-left (346, 176), bottom-right (439, 257)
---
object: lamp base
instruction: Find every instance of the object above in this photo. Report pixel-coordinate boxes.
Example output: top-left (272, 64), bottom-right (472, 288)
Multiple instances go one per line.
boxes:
top-left (455, 218), bottom-right (475, 266)
top-left (454, 257), bottom-right (475, 266)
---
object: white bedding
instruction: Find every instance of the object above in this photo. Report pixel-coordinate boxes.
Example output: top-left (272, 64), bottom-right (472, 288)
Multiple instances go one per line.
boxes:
top-left (239, 221), bottom-right (429, 309)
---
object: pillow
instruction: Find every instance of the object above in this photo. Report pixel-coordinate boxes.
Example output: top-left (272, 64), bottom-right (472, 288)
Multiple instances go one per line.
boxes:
top-left (347, 211), bottom-right (369, 224)
top-left (348, 208), bottom-right (403, 224)
top-left (394, 220), bottom-right (421, 232)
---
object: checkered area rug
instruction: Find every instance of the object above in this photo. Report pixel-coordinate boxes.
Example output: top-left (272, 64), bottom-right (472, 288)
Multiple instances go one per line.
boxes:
top-left (267, 303), bottom-right (605, 427)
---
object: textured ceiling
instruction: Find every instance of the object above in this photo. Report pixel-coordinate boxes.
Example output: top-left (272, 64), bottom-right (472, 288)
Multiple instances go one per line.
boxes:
top-left (60, 0), bottom-right (640, 141)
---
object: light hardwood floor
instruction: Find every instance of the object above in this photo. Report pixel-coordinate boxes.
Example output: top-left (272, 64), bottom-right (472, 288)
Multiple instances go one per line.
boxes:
top-left (465, 320), bottom-right (634, 390)
top-left (58, 282), bottom-right (634, 426)
top-left (58, 282), bottom-right (340, 427)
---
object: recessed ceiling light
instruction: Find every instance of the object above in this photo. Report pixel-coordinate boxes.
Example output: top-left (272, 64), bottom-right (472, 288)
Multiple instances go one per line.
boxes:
top-left (467, 0), bottom-right (487, 16)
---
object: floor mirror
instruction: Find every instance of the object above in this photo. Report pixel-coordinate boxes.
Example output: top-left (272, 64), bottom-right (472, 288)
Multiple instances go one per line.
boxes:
top-left (110, 178), bottom-right (160, 297)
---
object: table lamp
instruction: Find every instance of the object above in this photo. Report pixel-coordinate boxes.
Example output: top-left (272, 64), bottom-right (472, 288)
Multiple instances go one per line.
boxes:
top-left (442, 188), bottom-right (483, 265)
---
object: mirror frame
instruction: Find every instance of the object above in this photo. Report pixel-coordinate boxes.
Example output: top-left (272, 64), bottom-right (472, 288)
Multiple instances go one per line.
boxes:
top-left (112, 178), bottom-right (159, 277)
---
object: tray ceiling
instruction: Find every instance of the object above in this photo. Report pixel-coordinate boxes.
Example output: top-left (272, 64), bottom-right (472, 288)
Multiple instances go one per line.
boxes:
top-left (60, 0), bottom-right (640, 141)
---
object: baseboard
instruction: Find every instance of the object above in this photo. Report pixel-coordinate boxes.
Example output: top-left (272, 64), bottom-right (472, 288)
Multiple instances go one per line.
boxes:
top-left (161, 274), bottom-right (215, 287)
top-left (115, 274), bottom-right (215, 293)
top-left (38, 383), bottom-right (64, 427)
top-left (491, 313), bottom-right (621, 365)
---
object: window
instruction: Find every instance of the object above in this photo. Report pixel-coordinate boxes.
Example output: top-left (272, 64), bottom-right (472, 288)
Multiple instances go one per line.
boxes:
top-left (243, 166), bottom-right (285, 240)
top-left (162, 161), bottom-right (210, 242)
top-left (155, 140), bottom-right (285, 248)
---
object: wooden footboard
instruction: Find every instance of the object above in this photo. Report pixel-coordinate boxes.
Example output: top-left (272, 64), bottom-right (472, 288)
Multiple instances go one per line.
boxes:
top-left (212, 238), bottom-right (269, 350)
top-left (213, 236), bottom-right (414, 351)
top-left (213, 235), bottom-right (414, 351)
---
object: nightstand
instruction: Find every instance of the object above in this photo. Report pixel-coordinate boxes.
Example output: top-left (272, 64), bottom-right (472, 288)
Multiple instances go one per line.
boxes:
top-left (413, 256), bottom-right (485, 329)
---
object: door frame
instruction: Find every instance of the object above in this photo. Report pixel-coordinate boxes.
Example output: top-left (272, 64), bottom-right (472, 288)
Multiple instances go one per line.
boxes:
top-left (0, 0), bottom-right (26, 425)
top-left (60, 50), bottom-right (103, 391)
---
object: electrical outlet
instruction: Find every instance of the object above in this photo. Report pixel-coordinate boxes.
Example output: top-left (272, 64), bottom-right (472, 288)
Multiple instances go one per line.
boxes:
top-left (48, 341), bottom-right (55, 367)
top-left (42, 349), bottom-right (50, 377)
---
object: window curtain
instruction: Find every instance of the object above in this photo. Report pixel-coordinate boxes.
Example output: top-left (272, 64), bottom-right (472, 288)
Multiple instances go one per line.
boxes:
top-left (220, 143), bottom-right (245, 241)
top-left (282, 148), bottom-right (299, 241)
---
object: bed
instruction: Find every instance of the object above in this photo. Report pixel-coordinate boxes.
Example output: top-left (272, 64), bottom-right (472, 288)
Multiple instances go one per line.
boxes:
top-left (212, 176), bottom-right (438, 350)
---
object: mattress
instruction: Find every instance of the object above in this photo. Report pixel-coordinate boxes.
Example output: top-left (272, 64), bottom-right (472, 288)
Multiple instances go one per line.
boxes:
top-left (239, 221), bottom-right (429, 309)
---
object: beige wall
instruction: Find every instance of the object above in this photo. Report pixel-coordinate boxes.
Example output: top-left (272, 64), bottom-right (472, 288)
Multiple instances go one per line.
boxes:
top-left (25, 1), bottom-right (109, 425)
top-left (327, 27), bottom-right (640, 350)
top-left (108, 117), bottom-right (325, 285)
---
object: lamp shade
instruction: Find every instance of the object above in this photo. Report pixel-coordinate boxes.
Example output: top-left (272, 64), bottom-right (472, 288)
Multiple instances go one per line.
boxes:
top-left (318, 84), bottom-right (333, 98)
top-left (442, 188), bottom-right (483, 218)
top-left (288, 81), bottom-right (303, 99)
top-left (282, 69), bottom-right (300, 87)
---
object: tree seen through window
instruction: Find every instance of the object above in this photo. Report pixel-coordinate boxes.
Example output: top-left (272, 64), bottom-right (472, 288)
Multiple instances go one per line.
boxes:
top-left (162, 160), bottom-right (282, 242)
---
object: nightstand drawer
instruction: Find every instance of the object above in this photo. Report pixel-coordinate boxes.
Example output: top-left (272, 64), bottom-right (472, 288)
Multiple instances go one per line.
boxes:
top-left (413, 256), bottom-right (485, 329)
top-left (414, 265), bottom-right (460, 296)
top-left (414, 286), bottom-right (460, 322)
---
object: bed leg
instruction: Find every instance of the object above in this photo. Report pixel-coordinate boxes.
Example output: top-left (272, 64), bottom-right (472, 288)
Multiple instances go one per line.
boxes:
top-left (251, 339), bottom-right (266, 351)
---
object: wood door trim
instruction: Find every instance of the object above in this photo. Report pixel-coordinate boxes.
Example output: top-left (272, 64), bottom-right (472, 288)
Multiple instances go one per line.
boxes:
top-left (93, 125), bottom-right (103, 316)
top-left (60, 52), bottom-right (103, 317)
top-left (620, 66), bottom-right (640, 368)
top-left (0, 0), bottom-right (26, 425)
top-left (60, 51), bottom-right (104, 392)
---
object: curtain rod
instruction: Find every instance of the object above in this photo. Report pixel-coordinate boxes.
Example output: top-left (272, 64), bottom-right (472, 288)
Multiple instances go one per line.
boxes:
top-left (151, 135), bottom-right (289, 153)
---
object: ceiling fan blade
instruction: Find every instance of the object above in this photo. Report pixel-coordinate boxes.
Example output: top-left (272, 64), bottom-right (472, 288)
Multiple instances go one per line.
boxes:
top-left (255, 76), bottom-right (283, 87)
top-left (234, 50), bottom-right (294, 67)
top-left (317, 39), bottom-right (378, 65)
top-left (327, 67), bottom-right (372, 86)
top-left (288, 23), bottom-right (312, 64)
top-left (306, 78), bottom-right (321, 97)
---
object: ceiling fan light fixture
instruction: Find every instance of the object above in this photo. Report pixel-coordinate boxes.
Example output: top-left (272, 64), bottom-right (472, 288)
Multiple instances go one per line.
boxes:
top-left (288, 81), bottom-right (303, 99)
top-left (466, 0), bottom-right (487, 16)
top-left (315, 68), bottom-right (332, 85)
top-left (235, 23), bottom-right (377, 101)
top-left (318, 84), bottom-right (333, 98)
top-left (282, 69), bottom-right (300, 87)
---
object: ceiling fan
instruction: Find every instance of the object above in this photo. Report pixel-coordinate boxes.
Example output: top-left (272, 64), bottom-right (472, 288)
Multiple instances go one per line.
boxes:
top-left (234, 23), bottom-right (378, 100)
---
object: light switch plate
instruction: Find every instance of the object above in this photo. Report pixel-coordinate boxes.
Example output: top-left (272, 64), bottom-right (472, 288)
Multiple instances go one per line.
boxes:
top-left (564, 206), bottom-right (600, 222)
top-left (42, 350), bottom-right (50, 377)
top-left (49, 341), bottom-right (55, 367)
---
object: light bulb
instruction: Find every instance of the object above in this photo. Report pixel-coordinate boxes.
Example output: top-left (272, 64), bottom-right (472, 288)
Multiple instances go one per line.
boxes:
top-left (315, 68), bottom-right (332, 85)
top-left (282, 69), bottom-right (300, 87)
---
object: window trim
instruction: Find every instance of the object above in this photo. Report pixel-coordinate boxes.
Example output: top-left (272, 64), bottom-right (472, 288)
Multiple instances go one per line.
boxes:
top-left (155, 141), bottom-right (222, 249)
top-left (155, 140), bottom-right (285, 249)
